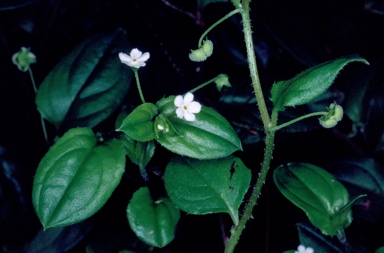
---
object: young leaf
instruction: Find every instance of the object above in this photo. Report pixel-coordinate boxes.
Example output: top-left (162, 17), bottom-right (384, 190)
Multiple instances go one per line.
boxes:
top-left (164, 156), bottom-right (251, 225)
top-left (117, 103), bottom-right (158, 142)
top-left (155, 96), bottom-right (242, 159)
top-left (127, 187), bottom-right (180, 248)
top-left (271, 56), bottom-right (369, 111)
top-left (273, 162), bottom-right (358, 237)
top-left (32, 128), bottom-right (125, 229)
top-left (36, 28), bottom-right (132, 134)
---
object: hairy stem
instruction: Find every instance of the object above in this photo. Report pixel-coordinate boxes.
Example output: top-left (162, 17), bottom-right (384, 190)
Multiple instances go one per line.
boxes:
top-left (224, 1), bottom-right (276, 252)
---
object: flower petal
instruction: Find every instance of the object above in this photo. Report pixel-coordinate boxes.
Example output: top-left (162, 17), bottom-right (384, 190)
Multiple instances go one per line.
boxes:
top-left (188, 101), bottom-right (201, 113)
top-left (130, 48), bottom-right (142, 58)
top-left (184, 92), bottom-right (194, 104)
top-left (176, 108), bottom-right (184, 119)
top-left (139, 52), bottom-right (150, 62)
top-left (174, 95), bottom-right (183, 107)
top-left (119, 52), bottom-right (132, 64)
top-left (184, 112), bottom-right (196, 121)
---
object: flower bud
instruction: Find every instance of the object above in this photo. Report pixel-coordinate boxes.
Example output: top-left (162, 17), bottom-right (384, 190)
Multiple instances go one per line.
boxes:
top-left (201, 39), bottom-right (214, 57)
top-left (214, 73), bottom-right (231, 92)
top-left (188, 39), bottom-right (214, 62)
top-left (12, 47), bottom-right (36, 72)
top-left (319, 102), bottom-right (344, 128)
top-left (154, 115), bottom-right (170, 137)
top-left (189, 48), bottom-right (207, 62)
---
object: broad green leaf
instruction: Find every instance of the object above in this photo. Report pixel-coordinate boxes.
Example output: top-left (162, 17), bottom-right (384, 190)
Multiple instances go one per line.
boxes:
top-left (32, 128), bottom-right (125, 228)
top-left (296, 223), bottom-right (344, 253)
top-left (273, 163), bottom-right (359, 236)
top-left (164, 156), bottom-right (251, 225)
top-left (36, 28), bottom-right (132, 134)
top-left (376, 247), bottom-right (384, 253)
top-left (127, 187), bottom-right (180, 248)
top-left (117, 103), bottom-right (158, 142)
top-left (271, 56), bottom-right (368, 111)
top-left (155, 96), bottom-right (242, 159)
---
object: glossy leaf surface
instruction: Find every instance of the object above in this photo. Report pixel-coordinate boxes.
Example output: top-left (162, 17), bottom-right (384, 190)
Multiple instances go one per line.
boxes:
top-left (271, 56), bottom-right (368, 111)
top-left (117, 103), bottom-right (158, 142)
top-left (273, 163), bottom-right (354, 236)
top-left (164, 156), bottom-right (251, 225)
top-left (32, 128), bottom-right (125, 228)
top-left (155, 96), bottom-right (242, 159)
top-left (36, 28), bottom-right (132, 134)
top-left (127, 187), bottom-right (180, 248)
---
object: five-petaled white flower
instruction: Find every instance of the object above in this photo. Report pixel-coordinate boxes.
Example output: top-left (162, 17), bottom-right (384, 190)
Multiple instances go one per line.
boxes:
top-left (174, 92), bottom-right (201, 122)
top-left (119, 48), bottom-right (150, 69)
top-left (295, 245), bottom-right (314, 253)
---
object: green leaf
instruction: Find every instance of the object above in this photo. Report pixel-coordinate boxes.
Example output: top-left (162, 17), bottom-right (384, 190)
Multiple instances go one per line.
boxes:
top-left (155, 96), bottom-right (242, 159)
top-left (118, 135), bottom-right (155, 170)
top-left (375, 246), bottom-right (384, 253)
top-left (32, 128), bottom-right (125, 228)
top-left (117, 103), bottom-right (158, 142)
top-left (127, 187), bottom-right (180, 248)
top-left (271, 56), bottom-right (369, 111)
top-left (164, 156), bottom-right (251, 225)
top-left (273, 163), bottom-right (355, 236)
top-left (36, 28), bottom-right (132, 134)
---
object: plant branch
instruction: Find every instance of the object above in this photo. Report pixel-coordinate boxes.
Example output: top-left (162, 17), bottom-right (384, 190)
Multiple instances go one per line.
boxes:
top-left (29, 68), bottom-right (48, 143)
top-left (198, 8), bottom-right (242, 47)
top-left (270, 111), bottom-right (327, 132)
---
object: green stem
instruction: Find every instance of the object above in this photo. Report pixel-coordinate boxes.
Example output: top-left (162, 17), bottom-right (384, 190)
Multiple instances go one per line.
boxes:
top-left (133, 69), bottom-right (146, 103)
top-left (270, 111), bottom-right (327, 132)
top-left (29, 68), bottom-right (48, 143)
top-left (240, 2), bottom-right (271, 129)
top-left (224, 1), bottom-right (275, 252)
top-left (224, 111), bottom-right (278, 253)
top-left (188, 76), bottom-right (219, 94)
top-left (198, 8), bottom-right (242, 47)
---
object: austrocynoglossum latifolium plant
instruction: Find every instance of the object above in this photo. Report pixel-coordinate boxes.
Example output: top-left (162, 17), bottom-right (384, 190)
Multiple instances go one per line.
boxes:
top-left (13, 1), bottom-right (382, 252)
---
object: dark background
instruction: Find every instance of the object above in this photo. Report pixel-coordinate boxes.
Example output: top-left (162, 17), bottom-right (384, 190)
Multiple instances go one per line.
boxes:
top-left (1, 0), bottom-right (384, 252)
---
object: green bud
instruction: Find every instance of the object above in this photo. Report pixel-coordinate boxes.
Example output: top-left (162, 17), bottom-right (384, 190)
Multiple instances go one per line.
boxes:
top-left (154, 115), bottom-right (170, 137)
top-left (319, 102), bottom-right (344, 128)
top-left (12, 47), bottom-right (36, 72)
top-left (214, 74), bottom-right (231, 92)
top-left (201, 39), bottom-right (214, 57)
top-left (189, 48), bottom-right (208, 62)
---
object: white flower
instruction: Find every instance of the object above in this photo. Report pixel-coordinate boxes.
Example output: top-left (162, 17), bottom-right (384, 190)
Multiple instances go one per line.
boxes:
top-left (295, 245), bottom-right (314, 253)
top-left (174, 92), bottom-right (201, 121)
top-left (12, 47), bottom-right (36, 72)
top-left (119, 48), bottom-right (150, 69)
